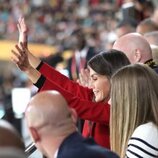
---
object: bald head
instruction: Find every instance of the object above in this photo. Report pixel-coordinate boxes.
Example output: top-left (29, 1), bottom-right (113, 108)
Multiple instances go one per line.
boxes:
top-left (25, 90), bottom-right (77, 137)
top-left (112, 33), bottom-right (152, 63)
top-left (0, 120), bottom-right (24, 149)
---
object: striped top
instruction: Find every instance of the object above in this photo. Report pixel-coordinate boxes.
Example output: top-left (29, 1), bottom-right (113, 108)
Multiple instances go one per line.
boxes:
top-left (126, 122), bottom-right (158, 158)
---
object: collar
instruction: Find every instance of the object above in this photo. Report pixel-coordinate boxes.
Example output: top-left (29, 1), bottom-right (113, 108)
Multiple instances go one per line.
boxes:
top-left (54, 149), bottom-right (59, 158)
top-left (144, 59), bottom-right (158, 69)
top-left (57, 132), bottom-right (82, 157)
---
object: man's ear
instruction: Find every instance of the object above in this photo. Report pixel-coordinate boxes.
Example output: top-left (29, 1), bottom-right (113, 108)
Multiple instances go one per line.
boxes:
top-left (29, 127), bottom-right (41, 143)
top-left (70, 108), bottom-right (78, 124)
top-left (134, 49), bottom-right (141, 62)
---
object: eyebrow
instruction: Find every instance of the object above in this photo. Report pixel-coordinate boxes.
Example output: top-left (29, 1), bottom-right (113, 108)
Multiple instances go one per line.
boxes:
top-left (90, 73), bottom-right (98, 78)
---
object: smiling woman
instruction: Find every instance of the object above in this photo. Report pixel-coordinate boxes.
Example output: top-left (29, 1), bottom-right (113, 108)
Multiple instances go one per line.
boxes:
top-left (11, 41), bottom-right (130, 149)
top-left (88, 50), bottom-right (131, 103)
top-left (10, 14), bottom-right (131, 149)
top-left (89, 68), bottom-right (110, 103)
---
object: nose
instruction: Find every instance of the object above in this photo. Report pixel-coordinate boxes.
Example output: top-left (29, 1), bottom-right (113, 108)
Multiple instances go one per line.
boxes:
top-left (89, 80), bottom-right (94, 89)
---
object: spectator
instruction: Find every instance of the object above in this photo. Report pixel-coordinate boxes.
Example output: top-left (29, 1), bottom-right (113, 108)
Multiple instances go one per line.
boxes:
top-left (0, 119), bottom-right (26, 158)
top-left (67, 28), bottom-right (96, 81)
top-left (115, 18), bottom-right (137, 37)
top-left (144, 31), bottom-right (158, 46)
top-left (112, 32), bottom-right (158, 72)
top-left (12, 16), bottom-right (130, 149)
top-left (120, 0), bottom-right (154, 24)
top-left (110, 64), bottom-right (158, 158)
top-left (25, 90), bottom-right (119, 158)
top-left (11, 41), bottom-right (130, 149)
top-left (136, 18), bottom-right (158, 35)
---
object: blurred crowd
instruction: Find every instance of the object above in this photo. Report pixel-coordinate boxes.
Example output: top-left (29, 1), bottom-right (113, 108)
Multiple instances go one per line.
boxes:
top-left (0, 0), bottom-right (156, 50)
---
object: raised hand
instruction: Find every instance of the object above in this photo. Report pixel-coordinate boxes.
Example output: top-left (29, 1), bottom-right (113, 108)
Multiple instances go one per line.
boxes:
top-left (17, 17), bottom-right (28, 34)
top-left (17, 17), bottom-right (28, 48)
top-left (11, 42), bottom-right (31, 72)
top-left (77, 68), bottom-right (91, 88)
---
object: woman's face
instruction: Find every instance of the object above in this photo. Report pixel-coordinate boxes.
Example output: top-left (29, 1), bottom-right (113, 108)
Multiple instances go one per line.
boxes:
top-left (89, 67), bottom-right (111, 103)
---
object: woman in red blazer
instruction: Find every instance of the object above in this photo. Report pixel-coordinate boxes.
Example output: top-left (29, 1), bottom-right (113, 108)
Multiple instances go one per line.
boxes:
top-left (11, 18), bottom-right (130, 148)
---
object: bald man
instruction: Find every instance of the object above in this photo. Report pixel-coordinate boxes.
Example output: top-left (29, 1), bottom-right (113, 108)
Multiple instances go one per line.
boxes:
top-left (25, 90), bottom-right (119, 158)
top-left (0, 120), bottom-right (26, 158)
top-left (112, 32), bottom-right (158, 72)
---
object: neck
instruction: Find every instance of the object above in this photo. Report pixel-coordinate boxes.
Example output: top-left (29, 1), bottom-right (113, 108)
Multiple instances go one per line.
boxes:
top-left (43, 129), bottom-right (77, 158)
top-left (43, 136), bottom-right (65, 158)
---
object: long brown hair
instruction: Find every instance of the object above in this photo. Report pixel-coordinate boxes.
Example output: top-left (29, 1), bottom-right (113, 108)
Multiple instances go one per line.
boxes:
top-left (110, 64), bottom-right (158, 157)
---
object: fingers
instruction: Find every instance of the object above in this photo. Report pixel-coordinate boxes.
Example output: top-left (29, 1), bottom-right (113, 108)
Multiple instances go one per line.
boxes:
top-left (15, 44), bottom-right (24, 56)
top-left (18, 16), bottom-right (23, 23)
top-left (17, 17), bottom-right (22, 30)
top-left (78, 72), bottom-right (87, 87)
top-left (78, 68), bottom-right (90, 87)
top-left (11, 50), bottom-right (23, 68)
top-left (16, 42), bottom-right (26, 51)
top-left (11, 49), bottom-right (20, 60)
top-left (11, 44), bottom-right (29, 71)
top-left (20, 42), bottom-right (26, 51)
top-left (76, 79), bottom-right (81, 85)
top-left (11, 48), bottom-right (26, 63)
top-left (17, 23), bottom-right (20, 31)
top-left (21, 17), bottom-right (25, 25)
top-left (12, 44), bottom-right (27, 62)
top-left (80, 69), bottom-right (90, 81)
top-left (10, 53), bottom-right (19, 64)
top-left (17, 16), bottom-right (28, 33)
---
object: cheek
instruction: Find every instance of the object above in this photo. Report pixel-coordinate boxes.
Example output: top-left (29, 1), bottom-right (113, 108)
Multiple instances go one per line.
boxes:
top-left (103, 83), bottom-right (111, 95)
top-left (102, 81), bottom-right (110, 96)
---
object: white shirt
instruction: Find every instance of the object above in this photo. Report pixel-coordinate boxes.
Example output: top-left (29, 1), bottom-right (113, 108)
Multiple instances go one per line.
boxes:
top-left (54, 149), bottom-right (59, 158)
top-left (126, 122), bottom-right (158, 158)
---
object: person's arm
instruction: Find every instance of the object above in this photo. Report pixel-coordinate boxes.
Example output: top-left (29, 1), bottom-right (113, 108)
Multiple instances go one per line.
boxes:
top-left (11, 43), bottom-right (41, 84)
top-left (35, 75), bottom-right (109, 124)
top-left (11, 43), bottom-right (109, 124)
top-left (17, 17), bottom-right (92, 99)
top-left (37, 62), bottom-right (93, 100)
top-left (11, 42), bottom-right (93, 101)
top-left (17, 17), bottom-right (41, 69)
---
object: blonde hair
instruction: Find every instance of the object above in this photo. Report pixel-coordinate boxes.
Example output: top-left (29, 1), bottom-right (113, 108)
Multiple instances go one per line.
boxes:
top-left (110, 64), bottom-right (158, 157)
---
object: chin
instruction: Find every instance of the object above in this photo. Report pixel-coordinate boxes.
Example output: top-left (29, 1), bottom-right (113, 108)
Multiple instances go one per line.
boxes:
top-left (95, 97), bottom-right (102, 103)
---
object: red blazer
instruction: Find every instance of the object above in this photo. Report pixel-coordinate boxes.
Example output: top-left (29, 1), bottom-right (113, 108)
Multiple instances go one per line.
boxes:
top-left (36, 62), bottom-right (110, 148)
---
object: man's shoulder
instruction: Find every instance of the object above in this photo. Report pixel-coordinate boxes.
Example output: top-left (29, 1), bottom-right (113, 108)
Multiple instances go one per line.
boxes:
top-left (57, 132), bottom-right (119, 158)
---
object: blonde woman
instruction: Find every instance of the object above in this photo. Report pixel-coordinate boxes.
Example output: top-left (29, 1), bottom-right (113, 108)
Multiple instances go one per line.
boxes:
top-left (110, 64), bottom-right (158, 158)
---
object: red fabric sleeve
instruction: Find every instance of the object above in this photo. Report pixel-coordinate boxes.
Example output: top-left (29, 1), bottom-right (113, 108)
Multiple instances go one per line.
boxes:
top-left (38, 62), bottom-right (92, 100)
top-left (39, 78), bottom-right (110, 125)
